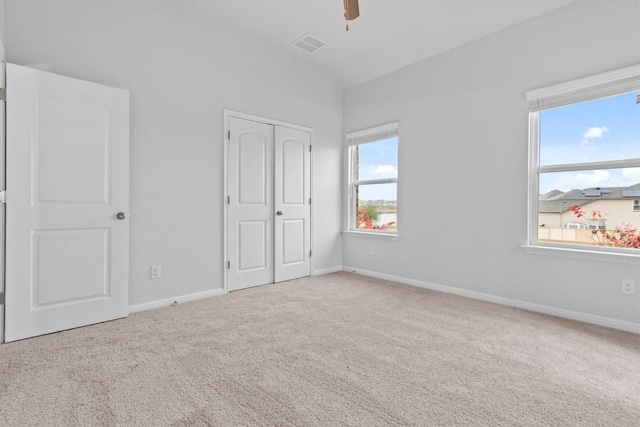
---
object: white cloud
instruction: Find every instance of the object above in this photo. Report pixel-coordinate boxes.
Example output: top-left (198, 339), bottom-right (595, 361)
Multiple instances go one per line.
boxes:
top-left (540, 169), bottom-right (640, 193)
top-left (574, 170), bottom-right (611, 186)
top-left (373, 165), bottom-right (397, 178)
top-left (580, 126), bottom-right (608, 146)
top-left (622, 168), bottom-right (640, 181)
top-left (540, 140), bottom-right (640, 166)
top-left (583, 126), bottom-right (609, 139)
top-left (542, 170), bottom-right (611, 192)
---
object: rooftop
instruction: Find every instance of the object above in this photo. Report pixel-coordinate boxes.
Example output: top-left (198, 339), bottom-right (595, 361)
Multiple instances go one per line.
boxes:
top-left (539, 183), bottom-right (640, 213)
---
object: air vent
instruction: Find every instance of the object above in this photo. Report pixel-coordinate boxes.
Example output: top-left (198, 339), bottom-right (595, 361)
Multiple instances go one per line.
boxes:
top-left (292, 34), bottom-right (327, 54)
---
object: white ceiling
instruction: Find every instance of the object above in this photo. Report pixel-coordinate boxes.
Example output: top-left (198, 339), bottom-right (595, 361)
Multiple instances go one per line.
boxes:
top-left (176, 0), bottom-right (578, 88)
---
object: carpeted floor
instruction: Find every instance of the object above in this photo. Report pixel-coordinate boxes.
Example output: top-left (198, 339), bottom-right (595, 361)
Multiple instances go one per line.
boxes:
top-left (0, 272), bottom-right (639, 426)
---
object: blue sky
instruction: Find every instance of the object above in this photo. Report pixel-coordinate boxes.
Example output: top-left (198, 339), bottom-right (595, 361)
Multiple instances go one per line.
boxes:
top-left (357, 137), bottom-right (398, 201)
top-left (539, 91), bottom-right (640, 194)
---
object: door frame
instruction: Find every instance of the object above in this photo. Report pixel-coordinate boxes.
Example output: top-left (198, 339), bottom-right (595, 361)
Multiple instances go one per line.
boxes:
top-left (0, 58), bottom-right (5, 344)
top-left (223, 109), bottom-right (314, 293)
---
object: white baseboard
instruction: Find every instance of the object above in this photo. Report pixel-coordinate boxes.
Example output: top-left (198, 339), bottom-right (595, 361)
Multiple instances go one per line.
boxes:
top-left (129, 288), bottom-right (226, 314)
top-left (343, 266), bottom-right (640, 334)
top-left (313, 265), bottom-right (344, 276)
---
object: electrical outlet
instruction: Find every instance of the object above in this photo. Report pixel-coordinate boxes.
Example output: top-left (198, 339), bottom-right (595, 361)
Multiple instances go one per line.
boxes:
top-left (151, 265), bottom-right (161, 279)
top-left (368, 246), bottom-right (374, 256)
top-left (621, 278), bottom-right (635, 295)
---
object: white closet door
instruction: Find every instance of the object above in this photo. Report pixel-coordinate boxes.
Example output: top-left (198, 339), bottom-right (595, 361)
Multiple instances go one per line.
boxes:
top-left (5, 64), bottom-right (130, 342)
top-left (227, 117), bottom-right (274, 291)
top-left (274, 126), bottom-right (311, 282)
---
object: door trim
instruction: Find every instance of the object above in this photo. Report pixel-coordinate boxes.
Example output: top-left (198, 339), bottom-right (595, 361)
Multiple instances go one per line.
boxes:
top-left (0, 60), bottom-right (5, 344)
top-left (223, 110), bottom-right (314, 293)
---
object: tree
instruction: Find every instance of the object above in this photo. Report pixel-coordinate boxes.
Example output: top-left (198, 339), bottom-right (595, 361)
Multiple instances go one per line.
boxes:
top-left (359, 205), bottom-right (379, 222)
top-left (357, 205), bottom-right (395, 230)
top-left (570, 205), bottom-right (640, 248)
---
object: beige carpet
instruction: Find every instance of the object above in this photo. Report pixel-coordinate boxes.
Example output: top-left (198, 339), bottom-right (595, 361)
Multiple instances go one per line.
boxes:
top-left (1, 272), bottom-right (639, 426)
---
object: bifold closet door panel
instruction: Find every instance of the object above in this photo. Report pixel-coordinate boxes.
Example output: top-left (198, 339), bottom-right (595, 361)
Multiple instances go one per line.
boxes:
top-left (274, 126), bottom-right (311, 283)
top-left (227, 117), bottom-right (274, 291)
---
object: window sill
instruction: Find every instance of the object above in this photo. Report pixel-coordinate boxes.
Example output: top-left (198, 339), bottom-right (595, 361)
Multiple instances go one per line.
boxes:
top-left (521, 244), bottom-right (640, 265)
top-left (342, 230), bottom-right (399, 240)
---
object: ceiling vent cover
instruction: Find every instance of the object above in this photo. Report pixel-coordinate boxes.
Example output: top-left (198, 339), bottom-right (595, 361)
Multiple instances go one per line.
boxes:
top-left (292, 34), bottom-right (327, 54)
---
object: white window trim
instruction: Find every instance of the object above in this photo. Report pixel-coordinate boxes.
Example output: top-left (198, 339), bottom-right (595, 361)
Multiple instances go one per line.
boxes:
top-left (525, 64), bottom-right (640, 260)
top-left (345, 122), bottom-right (399, 237)
top-left (521, 244), bottom-right (640, 265)
top-left (342, 230), bottom-right (400, 240)
top-left (347, 122), bottom-right (398, 143)
top-left (525, 64), bottom-right (640, 106)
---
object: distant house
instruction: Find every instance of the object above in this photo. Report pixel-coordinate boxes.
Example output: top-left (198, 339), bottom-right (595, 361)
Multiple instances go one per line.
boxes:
top-left (360, 199), bottom-right (397, 208)
top-left (539, 183), bottom-right (640, 231)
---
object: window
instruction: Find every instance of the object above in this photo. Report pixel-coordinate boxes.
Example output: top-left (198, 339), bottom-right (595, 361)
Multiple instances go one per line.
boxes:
top-left (588, 219), bottom-right (607, 231)
top-left (563, 222), bottom-right (587, 230)
top-left (527, 65), bottom-right (640, 251)
top-left (347, 123), bottom-right (398, 233)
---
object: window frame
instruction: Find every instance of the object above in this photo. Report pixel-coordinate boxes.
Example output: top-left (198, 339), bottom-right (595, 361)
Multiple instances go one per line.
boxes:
top-left (346, 122), bottom-right (399, 235)
top-left (525, 64), bottom-right (640, 256)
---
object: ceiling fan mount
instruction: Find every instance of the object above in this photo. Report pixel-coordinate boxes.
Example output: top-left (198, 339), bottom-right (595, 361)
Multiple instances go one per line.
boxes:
top-left (343, 0), bottom-right (360, 31)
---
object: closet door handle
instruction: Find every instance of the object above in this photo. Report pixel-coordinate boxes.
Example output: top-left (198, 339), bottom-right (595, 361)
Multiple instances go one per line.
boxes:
top-left (276, 211), bottom-right (283, 216)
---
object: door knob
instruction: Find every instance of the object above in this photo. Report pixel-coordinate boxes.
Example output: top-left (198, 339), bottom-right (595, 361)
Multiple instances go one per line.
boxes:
top-left (276, 211), bottom-right (283, 216)
top-left (116, 212), bottom-right (128, 220)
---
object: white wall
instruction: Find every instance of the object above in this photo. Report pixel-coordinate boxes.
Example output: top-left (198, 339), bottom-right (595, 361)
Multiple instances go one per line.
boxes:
top-left (343, 0), bottom-right (640, 325)
top-left (0, 0), bottom-right (5, 59)
top-left (0, 0), bottom-right (4, 42)
top-left (4, 0), bottom-right (344, 306)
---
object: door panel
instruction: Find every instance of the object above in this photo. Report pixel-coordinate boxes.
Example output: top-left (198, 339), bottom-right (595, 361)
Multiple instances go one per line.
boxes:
top-left (237, 220), bottom-right (268, 271)
top-left (274, 126), bottom-right (311, 282)
top-left (238, 133), bottom-right (268, 204)
top-left (282, 140), bottom-right (305, 204)
top-left (227, 117), bottom-right (273, 291)
top-left (36, 96), bottom-right (111, 203)
top-left (33, 229), bottom-right (109, 306)
top-left (282, 219), bottom-right (305, 264)
top-left (5, 64), bottom-right (130, 342)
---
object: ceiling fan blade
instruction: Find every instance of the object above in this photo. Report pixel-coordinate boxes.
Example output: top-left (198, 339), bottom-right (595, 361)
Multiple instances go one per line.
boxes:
top-left (344, 0), bottom-right (360, 20)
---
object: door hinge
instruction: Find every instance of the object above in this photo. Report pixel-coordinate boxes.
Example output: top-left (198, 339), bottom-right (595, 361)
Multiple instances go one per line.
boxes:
top-left (309, 145), bottom-right (312, 152)
top-left (0, 191), bottom-right (6, 204)
top-left (228, 131), bottom-right (231, 140)
top-left (309, 250), bottom-right (312, 258)
top-left (0, 292), bottom-right (4, 305)
top-left (227, 260), bottom-right (230, 269)
top-left (0, 88), bottom-right (5, 101)
top-left (227, 196), bottom-right (230, 205)
top-left (309, 198), bottom-right (311, 205)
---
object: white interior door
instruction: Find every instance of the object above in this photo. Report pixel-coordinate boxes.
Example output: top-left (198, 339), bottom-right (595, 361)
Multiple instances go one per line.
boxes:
top-left (274, 126), bottom-right (311, 282)
top-left (227, 117), bottom-right (274, 291)
top-left (5, 64), bottom-right (130, 342)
